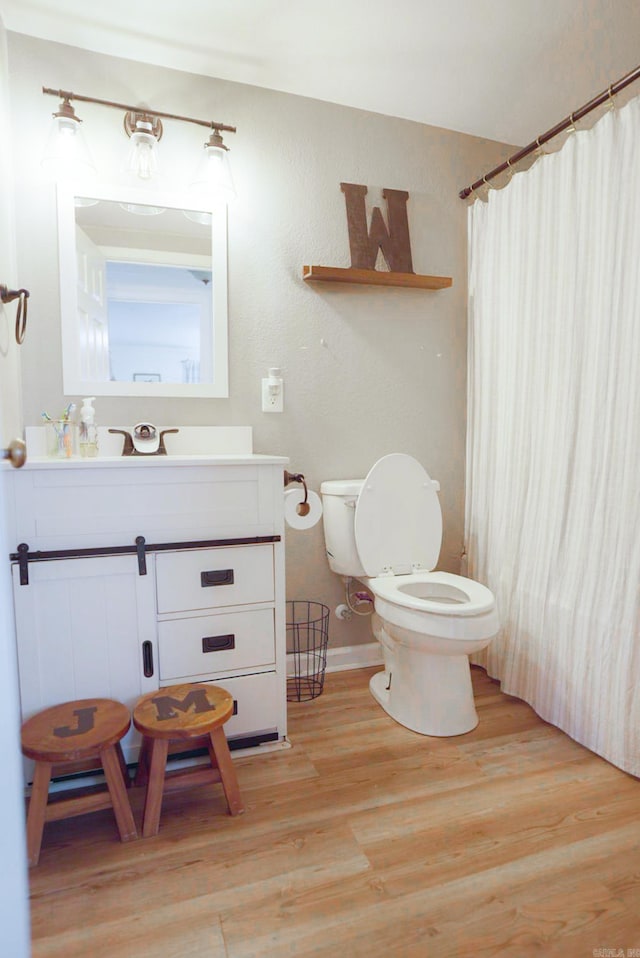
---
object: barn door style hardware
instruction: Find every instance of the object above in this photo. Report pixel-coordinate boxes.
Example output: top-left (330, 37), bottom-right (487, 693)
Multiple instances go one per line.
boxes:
top-left (1, 284), bottom-right (30, 343)
top-left (303, 183), bottom-right (452, 290)
top-left (11, 534), bottom-right (281, 585)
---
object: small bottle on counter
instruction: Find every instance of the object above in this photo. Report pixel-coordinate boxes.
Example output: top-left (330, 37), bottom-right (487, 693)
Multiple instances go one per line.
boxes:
top-left (79, 397), bottom-right (99, 458)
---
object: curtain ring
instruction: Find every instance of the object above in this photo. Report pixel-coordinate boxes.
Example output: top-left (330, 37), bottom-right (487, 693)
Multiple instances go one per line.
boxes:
top-left (607, 85), bottom-right (616, 110)
top-left (15, 290), bottom-right (29, 345)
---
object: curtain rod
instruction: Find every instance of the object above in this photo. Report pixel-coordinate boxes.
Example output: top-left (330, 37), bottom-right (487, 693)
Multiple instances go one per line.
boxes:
top-left (459, 63), bottom-right (640, 200)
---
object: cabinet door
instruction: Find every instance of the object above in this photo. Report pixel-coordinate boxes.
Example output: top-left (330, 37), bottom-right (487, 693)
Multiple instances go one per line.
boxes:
top-left (12, 554), bottom-right (157, 773)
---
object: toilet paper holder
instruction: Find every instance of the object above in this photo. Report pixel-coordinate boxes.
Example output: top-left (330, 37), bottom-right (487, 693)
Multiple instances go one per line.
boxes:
top-left (284, 470), bottom-right (310, 517)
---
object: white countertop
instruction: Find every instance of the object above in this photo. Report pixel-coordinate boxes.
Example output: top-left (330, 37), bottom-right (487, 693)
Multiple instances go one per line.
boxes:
top-left (20, 453), bottom-right (289, 469)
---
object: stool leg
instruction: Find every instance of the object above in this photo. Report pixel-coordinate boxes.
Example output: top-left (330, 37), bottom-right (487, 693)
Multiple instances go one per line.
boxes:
top-left (208, 727), bottom-right (244, 816)
top-left (100, 745), bottom-right (138, 842)
top-left (115, 741), bottom-right (132, 789)
top-left (142, 738), bottom-right (169, 838)
top-left (26, 761), bottom-right (52, 867)
top-left (134, 735), bottom-right (152, 787)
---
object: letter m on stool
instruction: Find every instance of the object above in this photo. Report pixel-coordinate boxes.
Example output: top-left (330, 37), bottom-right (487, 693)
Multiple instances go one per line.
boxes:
top-left (151, 688), bottom-right (215, 722)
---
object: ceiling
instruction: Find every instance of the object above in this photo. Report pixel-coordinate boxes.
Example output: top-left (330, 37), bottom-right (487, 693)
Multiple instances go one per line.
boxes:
top-left (1, 0), bottom-right (639, 146)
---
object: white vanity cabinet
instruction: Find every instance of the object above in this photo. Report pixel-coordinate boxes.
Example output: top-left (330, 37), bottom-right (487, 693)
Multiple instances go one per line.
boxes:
top-left (6, 450), bottom-right (289, 783)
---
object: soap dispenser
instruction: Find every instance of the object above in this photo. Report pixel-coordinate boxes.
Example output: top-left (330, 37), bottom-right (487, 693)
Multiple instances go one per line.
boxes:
top-left (79, 397), bottom-right (98, 458)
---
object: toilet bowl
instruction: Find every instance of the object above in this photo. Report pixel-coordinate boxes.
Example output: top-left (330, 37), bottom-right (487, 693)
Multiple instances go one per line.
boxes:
top-left (321, 453), bottom-right (499, 736)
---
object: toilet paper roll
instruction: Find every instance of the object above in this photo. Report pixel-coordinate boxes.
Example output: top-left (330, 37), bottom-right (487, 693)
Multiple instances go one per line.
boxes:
top-left (284, 488), bottom-right (323, 530)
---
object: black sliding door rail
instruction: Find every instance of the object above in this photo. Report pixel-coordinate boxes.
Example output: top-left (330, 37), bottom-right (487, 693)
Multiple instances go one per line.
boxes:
top-left (10, 534), bottom-right (281, 585)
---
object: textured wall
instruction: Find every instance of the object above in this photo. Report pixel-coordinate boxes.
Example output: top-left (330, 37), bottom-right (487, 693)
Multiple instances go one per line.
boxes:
top-left (7, 33), bottom-right (512, 648)
top-left (0, 20), bottom-right (21, 444)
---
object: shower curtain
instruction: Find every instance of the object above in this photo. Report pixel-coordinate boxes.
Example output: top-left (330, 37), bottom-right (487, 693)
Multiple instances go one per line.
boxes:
top-left (466, 94), bottom-right (640, 776)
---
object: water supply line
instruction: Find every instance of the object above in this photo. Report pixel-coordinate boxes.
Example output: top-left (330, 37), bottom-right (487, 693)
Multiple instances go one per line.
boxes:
top-left (344, 576), bottom-right (374, 617)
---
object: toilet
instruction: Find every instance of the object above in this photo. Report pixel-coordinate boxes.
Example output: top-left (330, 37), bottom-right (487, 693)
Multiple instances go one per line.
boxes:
top-left (320, 453), bottom-right (499, 736)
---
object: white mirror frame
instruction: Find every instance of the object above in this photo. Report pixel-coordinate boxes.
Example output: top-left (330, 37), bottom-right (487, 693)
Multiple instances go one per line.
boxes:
top-left (57, 182), bottom-right (229, 398)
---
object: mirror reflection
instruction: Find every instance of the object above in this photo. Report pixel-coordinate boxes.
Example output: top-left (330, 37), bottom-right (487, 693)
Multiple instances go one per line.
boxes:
top-left (58, 185), bottom-right (228, 398)
top-left (104, 260), bottom-right (212, 384)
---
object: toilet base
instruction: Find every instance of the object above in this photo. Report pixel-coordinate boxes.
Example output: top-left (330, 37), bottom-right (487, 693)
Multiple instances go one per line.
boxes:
top-left (368, 650), bottom-right (479, 737)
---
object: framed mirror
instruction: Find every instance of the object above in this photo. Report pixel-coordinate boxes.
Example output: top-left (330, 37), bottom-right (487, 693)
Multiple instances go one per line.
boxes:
top-left (57, 183), bottom-right (228, 397)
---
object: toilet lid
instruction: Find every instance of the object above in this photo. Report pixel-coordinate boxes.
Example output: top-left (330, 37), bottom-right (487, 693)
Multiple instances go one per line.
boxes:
top-left (354, 453), bottom-right (442, 576)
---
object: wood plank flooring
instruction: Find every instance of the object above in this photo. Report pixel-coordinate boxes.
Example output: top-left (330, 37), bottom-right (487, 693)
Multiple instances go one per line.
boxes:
top-left (27, 667), bottom-right (640, 957)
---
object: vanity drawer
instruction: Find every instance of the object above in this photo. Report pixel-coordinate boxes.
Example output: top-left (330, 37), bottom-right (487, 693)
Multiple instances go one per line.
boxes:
top-left (157, 608), bottom-right (275, 680)
top-left (156, 545), bottom-right (274, 613)
top-left (207, 671), bottom-right (280, 741)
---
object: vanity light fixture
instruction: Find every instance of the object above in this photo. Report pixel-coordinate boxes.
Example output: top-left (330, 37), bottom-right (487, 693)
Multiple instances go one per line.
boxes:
top-left (41, 92), bottom-right (97, 182)
top-left (42, 87), bottom-right (236, 198)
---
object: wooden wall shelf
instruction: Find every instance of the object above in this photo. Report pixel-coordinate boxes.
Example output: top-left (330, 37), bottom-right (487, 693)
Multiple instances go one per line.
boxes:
top-left (302, 265), bottom-right (452, 290)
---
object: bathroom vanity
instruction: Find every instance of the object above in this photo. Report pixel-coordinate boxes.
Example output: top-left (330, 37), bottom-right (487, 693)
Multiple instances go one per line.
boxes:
top-left (5, 432), bottom-right (289, 784)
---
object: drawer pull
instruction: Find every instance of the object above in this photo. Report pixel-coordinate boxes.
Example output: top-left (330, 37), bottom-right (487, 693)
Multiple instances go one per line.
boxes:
top-left (201, 634), bottom-right (236, 654)
top-left (142, 640), bottom-right (154, 677)
top-left (200, 568), bottom-right (234, 588)
top-left (233, 699), bottom-right (238, 715)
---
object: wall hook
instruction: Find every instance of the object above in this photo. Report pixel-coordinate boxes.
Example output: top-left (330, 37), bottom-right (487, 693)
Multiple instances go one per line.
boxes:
top-left (0, 284), bottom-right (30, 344)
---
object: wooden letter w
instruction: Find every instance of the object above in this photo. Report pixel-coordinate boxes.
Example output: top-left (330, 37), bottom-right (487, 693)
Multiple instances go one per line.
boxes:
top-left (340, 183), bottom-right (414, 273)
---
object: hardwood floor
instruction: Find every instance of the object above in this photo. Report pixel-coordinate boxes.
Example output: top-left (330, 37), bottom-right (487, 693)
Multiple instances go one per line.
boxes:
top-left (27, 667), bottom-right (640, 957)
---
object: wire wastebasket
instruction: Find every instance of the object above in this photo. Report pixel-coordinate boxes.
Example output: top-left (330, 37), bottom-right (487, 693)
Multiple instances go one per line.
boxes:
top-left (286, 600), bottom-right (329, 702)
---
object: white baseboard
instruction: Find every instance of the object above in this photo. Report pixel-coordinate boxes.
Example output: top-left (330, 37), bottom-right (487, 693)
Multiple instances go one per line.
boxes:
top-left (287, 641), bottom-right (382, 677)
top-left (326, 642), bottom-right (384, 673)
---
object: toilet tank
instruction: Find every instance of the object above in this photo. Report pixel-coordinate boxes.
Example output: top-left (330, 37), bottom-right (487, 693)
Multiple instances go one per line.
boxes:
top-left (320, 479), bottom-right (366, 577)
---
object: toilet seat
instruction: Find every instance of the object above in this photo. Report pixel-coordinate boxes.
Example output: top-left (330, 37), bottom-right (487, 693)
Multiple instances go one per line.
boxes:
top-left (367, 570), bottom-right (495, 617)
top-left (353, 454), bottom-right (495, 619)
top-left (354, 453), bottom-right (442, 576)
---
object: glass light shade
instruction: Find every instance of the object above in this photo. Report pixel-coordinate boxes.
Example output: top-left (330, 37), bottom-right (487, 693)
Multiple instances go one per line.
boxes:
top-left (119, 201), bottom-right (166, 216)
top-left (190, 142), bottom-right (235, 202)
top-left (41, 114), bottom-right (97, 185)
top-left (125, 121), bottom-right (160, 181)
top-left (182, 209), bottom-right (212, 226)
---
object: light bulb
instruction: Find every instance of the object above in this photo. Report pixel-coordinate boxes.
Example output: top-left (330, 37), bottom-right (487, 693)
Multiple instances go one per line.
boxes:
top-left (126, 119), bottom-right (160, 181)
top-left (190, 130), bottom-right (235, 202)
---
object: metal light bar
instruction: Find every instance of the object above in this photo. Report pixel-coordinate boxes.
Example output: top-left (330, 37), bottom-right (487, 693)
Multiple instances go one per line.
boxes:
top-left (42, 86), bottom-right (236, 135)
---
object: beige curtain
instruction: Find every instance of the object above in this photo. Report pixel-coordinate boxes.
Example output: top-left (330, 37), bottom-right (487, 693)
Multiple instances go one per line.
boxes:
top-left (466, 94), bottom-right (640, 776)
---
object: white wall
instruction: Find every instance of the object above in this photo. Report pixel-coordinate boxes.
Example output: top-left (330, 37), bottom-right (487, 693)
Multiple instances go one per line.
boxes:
top-left (0, 16), bottom-right (31, 958)
top-left (7, 33), bottom-right (513, 648)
